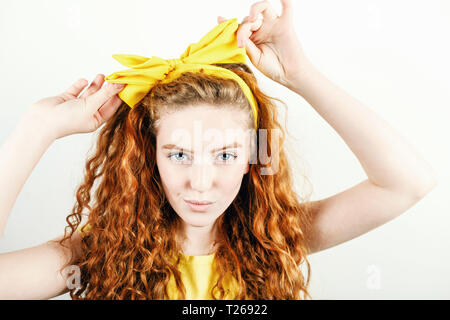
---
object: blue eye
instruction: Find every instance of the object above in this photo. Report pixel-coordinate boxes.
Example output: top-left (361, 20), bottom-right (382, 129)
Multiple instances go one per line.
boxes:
top-left (218, 152), bottom-right (237, 162)
top-left (168, 151), bottom-right (238, 164)
top-left (168, 152), bottom-right (189, 162)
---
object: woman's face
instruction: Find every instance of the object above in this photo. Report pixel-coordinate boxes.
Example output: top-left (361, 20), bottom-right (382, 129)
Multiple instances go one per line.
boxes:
top-left (156, 105), bottom-right (251, 228)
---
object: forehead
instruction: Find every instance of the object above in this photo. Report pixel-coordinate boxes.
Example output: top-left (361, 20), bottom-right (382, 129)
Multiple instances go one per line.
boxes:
top-left (156, 106), bottom-right (251, 147)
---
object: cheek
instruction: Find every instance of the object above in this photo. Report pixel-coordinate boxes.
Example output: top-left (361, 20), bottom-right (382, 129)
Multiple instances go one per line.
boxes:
top-left (156, 154), bottom-right (181, 196)
top-left (217, 168), bottom-right (245, 196)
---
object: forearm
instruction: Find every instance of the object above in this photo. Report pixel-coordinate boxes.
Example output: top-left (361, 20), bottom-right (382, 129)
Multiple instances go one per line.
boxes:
top-left (286, 61), bottom-right (437, 196)
top-left (0, 113), bottom-right (55, 237)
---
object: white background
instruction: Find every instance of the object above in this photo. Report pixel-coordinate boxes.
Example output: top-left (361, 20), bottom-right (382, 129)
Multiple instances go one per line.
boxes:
top-left (0, 0), bottom-right (448, 299)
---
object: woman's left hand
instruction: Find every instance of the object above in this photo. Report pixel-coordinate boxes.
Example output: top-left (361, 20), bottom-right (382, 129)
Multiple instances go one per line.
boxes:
top-left (218, 0), bottom-right (311, 89)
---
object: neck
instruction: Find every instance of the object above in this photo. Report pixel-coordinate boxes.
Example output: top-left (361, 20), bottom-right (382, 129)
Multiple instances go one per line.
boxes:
top-left (179, 220), bottom-right (219, 256)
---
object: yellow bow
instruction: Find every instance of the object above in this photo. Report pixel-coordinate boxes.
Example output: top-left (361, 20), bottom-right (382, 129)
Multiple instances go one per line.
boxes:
top-left (104, 18), bottom-right (258, 130)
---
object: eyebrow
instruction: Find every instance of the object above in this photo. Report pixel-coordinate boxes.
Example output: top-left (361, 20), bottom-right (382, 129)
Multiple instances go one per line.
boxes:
top-left (162, 143), bottom-right (243, 153)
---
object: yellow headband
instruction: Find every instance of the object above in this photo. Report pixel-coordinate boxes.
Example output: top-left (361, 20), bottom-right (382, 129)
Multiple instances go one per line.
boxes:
top-left (103, 18), bottom-right (258, 130)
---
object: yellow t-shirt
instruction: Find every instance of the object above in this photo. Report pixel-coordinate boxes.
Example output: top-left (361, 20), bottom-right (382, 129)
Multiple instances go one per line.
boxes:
top-left (77, 225), bottom-right (246, 299)
top-left (167, 251), bottom-right (242, 299)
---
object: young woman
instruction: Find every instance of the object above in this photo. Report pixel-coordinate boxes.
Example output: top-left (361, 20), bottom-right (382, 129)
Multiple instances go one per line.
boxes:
top-left (0, 0), bottom-right (436, 300)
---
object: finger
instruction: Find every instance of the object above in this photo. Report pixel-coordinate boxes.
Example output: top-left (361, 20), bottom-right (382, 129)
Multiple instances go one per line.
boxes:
top-left (217, 16), bottom-right (227, 24)
top-left (243, 38), bottom-right (261, 67)
top-left (237, 17), bottom-right (262, 48)
top-left (237, 20), bottom-right (252, 48)
top-left (97, 94), bottom-right (123, 123)
top-left (280, 0), bottom-right (293, 21)
top-left (61, 78), bottom-right (88, 101)
top-left (249, 0), bottom-right (278, 21)
top-left (241, 15), bottom-right (251, 24)
top-left (86, 81), bottom-right (126, 112)
top-left (79, 74), bottom-right (105, 99)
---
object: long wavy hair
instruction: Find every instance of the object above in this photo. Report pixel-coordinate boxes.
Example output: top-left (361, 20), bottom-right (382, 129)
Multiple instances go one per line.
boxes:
top-left (54, 62), bottom-right (315, 299)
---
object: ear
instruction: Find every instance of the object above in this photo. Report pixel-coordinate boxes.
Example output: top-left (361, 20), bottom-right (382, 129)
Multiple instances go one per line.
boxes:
top-left (244, 162), bottom-right (249, 174)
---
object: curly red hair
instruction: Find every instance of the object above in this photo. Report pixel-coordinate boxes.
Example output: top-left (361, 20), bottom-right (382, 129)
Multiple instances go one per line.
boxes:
top-left (54, 63), bottom-right (315, 299)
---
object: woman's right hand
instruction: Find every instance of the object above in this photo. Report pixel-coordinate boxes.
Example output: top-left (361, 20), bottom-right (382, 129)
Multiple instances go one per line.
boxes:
top-left (26, 74), bottom-right (126, 140)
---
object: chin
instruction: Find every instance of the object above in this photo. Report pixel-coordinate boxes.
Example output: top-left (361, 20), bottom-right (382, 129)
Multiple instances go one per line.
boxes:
top-left (179, 212), bottom-right (217, 227)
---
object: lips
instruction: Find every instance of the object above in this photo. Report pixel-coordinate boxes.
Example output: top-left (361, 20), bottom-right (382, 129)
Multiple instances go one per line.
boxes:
top-left (185, 200), bottom-right (214, 205)
top-left (184, 200), bottom-right (215, 212)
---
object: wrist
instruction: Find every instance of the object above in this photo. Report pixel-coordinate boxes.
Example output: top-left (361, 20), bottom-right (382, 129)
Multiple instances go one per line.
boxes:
top-left (283, 59), bottom-right (318, 94)
top-left (19, 108), bottom-right (58, 143)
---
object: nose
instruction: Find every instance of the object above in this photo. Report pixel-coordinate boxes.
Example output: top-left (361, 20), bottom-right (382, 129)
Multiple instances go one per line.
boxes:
top-left (189, 162), bottom-right (214, 192)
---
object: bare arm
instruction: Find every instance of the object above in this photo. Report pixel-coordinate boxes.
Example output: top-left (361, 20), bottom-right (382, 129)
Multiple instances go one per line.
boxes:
top-left (0, 76), bottom-right (123, 298)
top-left (286, 60), bottom-right (438, 254)
top-left (0, 231), bottom-right (83, 299)
top-left (0, 112), bottom-right (78, 299)
top-left (0, 112), bottom-right (55, 237)
top-left (287, 61), bottom-right (437, 194)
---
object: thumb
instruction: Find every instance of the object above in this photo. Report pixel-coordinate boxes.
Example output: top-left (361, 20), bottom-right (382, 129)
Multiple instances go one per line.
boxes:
top-left (243, 38), bottom-right (261, 67)
top-left (86, 81), bottom-right (125, 111)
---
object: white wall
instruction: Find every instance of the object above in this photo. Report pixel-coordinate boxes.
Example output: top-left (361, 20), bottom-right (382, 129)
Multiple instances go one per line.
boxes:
top-left (0, 0), bottom-right (448, 299)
